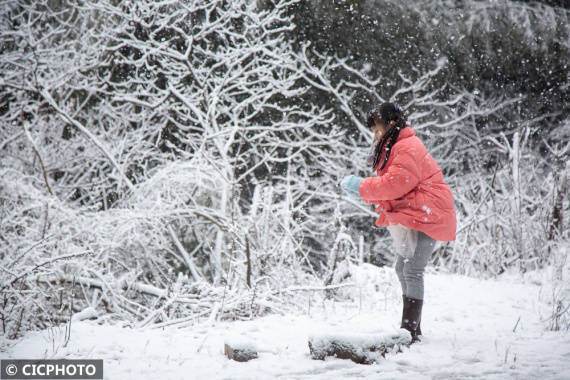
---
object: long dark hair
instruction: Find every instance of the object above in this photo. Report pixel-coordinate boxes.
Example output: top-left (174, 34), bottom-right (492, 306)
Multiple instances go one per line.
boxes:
top-left (366, 103), bottom-right (407, 171)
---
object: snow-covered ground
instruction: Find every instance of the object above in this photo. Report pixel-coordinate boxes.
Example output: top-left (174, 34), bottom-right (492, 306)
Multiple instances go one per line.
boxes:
top-left (2, 265), bottom-right (569, 379)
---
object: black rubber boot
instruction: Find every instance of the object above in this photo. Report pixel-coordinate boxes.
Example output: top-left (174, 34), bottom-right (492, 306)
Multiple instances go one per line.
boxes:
top-left (401, 295), bottom-right (422, 337)
top-left (401, 296), bottom-right (423, 343)
top-left (416, 299), bottom-right (422, 337)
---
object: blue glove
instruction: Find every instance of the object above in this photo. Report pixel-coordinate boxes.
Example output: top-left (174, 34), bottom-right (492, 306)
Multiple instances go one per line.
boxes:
top-left (340, 175), bottom-right (363, 198)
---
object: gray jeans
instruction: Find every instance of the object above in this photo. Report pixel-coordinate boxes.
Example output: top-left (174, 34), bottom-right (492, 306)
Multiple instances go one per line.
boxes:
top-left (394, 231), bottom-right (436, 300)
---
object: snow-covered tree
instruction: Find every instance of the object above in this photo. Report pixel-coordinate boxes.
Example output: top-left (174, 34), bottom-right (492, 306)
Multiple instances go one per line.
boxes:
top-left (0, 0), bottom-right (346, 336)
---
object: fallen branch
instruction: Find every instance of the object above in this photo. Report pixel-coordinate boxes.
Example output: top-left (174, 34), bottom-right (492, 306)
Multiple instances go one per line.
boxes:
top-left (2, 251), bottom-right (92, 289)
top-left (280, 283), bottom-right (355, 293)
top-left (308, 330), bottom-right (411, 364)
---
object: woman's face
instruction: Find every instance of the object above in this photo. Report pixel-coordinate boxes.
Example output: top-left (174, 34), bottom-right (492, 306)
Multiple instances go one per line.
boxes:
top-left (371, 121), bottom-right (392, 141)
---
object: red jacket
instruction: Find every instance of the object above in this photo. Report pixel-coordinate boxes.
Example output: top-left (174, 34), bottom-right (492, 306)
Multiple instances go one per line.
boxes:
top-left (359, 127), bottom-right (456, 241)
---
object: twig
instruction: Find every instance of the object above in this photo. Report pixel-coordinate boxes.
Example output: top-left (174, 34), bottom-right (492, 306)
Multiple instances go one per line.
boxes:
top-left (21, 116), bottom-right (53, 196)
top-left (64, 277), bottom-right (75, 348)
top-left (167, 225), bottom-right (203, 282)
top-left (245, 234), bottom-right (252, 288)
top-left (512, 316), bottom-right (521, 333)
top-left (0, 131), bottom-right (23, 150)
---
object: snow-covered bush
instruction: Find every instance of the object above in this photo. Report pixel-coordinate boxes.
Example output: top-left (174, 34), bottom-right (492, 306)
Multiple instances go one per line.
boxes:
top-left (0, 0), bottom-right (338, 337)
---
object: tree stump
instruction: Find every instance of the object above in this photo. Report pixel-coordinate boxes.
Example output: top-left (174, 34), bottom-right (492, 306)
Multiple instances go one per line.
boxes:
top-left (224, 341), bottom-right (258, 362)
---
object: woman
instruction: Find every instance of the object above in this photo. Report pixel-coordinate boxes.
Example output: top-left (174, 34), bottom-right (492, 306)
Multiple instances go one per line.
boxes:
top-left (341, 102), bottom-right (456, 343)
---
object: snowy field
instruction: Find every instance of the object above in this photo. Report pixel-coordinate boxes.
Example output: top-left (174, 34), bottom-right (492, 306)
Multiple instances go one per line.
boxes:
top-left (2, 266), bottom-right (569, 380)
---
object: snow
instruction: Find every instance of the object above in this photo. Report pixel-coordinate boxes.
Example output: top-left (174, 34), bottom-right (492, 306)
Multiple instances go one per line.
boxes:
top-left (2, 267), bottom-right (569, 380)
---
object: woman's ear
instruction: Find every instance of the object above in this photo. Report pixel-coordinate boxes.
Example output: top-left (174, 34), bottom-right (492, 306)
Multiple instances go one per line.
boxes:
top-left (390, 120), bottom-right (396, 126)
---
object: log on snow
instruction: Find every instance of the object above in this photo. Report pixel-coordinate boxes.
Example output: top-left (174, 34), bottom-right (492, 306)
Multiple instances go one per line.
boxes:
top-left (308, 329), bottom-right (411, 364)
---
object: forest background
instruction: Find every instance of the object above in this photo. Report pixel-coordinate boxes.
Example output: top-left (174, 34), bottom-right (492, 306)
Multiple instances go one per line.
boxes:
top-left (1, 0), bottom-right (568, 339)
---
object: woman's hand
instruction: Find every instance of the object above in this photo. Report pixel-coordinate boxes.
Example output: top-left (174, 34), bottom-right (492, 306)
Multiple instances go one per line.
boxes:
top-left (340, 175), bottom-right (363, 198)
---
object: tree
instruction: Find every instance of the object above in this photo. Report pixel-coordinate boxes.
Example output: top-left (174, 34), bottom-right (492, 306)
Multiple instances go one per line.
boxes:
top-left (0, 0), bottom-right (346, 336)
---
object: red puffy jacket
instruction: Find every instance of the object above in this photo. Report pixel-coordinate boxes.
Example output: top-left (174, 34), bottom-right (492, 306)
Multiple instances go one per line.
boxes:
top-left (359, 127), bottom-right (456, 241)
